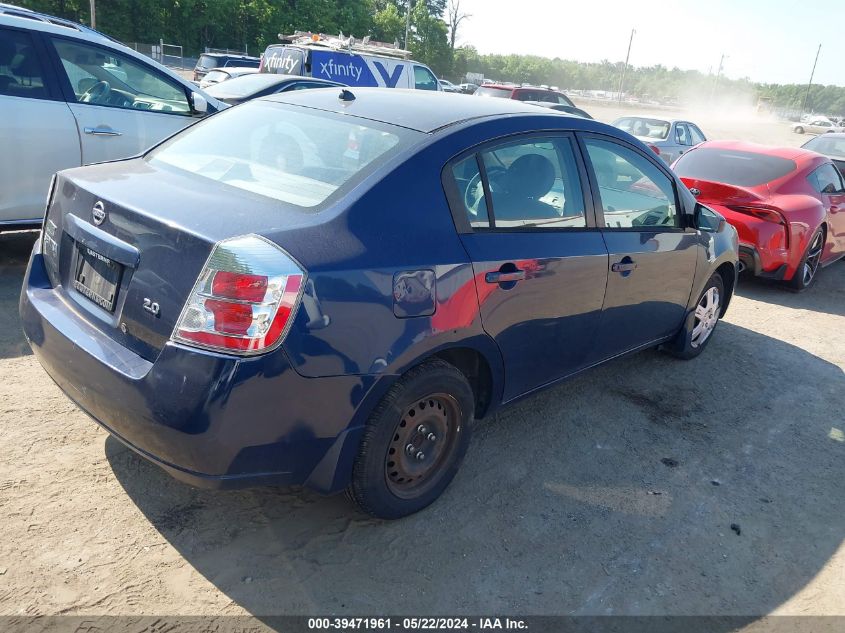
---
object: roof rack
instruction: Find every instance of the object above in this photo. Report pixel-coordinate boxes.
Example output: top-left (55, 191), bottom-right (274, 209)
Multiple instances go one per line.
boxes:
top-left (0, 3), bottom-right (121, 43)
top-left (278, 31), bottom-right (412, 60)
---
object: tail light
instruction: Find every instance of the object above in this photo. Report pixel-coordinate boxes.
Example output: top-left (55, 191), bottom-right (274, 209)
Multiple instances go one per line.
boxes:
top-left (648, 144), bottom-right (660, 155)
top-left (41, 175), bottom-right (60, 287)
top-left (172, 235), bottom-right (305, 355)
top-left (726, 205), bottom-right (786, 225)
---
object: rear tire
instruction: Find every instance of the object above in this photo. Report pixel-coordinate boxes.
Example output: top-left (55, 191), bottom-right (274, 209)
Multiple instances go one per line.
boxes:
top-left (347, 359), bottom-right (474, 519)
top-left (663, 273), bottom-right (724, 360)
top-left (785, 227), bottom-right (824, 291)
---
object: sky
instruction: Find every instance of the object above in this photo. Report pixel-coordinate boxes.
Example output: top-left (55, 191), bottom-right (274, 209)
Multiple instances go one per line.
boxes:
top-left (455, 0), bottom-right (843, 87)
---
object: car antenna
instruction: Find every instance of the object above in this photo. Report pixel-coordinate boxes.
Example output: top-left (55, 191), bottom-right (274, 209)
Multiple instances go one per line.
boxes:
top-left (339, 89), bottom-right (355, 102)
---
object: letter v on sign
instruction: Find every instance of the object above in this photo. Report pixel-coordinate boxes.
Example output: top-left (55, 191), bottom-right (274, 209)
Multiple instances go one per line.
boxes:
top-left (373, 61), bottom-right (404, 88)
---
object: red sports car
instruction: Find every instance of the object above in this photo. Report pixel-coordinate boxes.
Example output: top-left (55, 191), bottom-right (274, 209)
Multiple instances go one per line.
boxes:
top-left (673, 141), bottom-right (845, 289)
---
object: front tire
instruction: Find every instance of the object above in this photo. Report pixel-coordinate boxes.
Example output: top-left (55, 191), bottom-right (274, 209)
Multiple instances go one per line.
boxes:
top-left (795, 126), bottom-right (805, 134)
top-left (663, 273), bottom-right (724, 360)
top-left (347, 359), bottom-right (474, 519)
top-left (785, 227), bottom-right (824, 291)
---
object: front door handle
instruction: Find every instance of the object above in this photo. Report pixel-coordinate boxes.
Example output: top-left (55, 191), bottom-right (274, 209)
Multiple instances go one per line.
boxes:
top-left (84, 126), bottom-right (122, 136)
top-left (611, 261), bottom-right (638, 273)
top-left (485, 269), bottom-right (526, 284)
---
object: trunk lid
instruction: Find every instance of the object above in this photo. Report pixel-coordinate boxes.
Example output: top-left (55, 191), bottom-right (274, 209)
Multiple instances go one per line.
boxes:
top-left (45, 158), bottom-right (318, 361)
top-left (680, 177), bottom-right (767, 207)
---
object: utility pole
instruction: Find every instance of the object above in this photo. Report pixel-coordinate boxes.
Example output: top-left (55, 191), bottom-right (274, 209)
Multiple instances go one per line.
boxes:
top-left (617, 28), bottom-right (635, 103)
top-left (404, 0), bottom-right (412, 50)
top-left (89, 0), bottom-right (95, 28)
top-left (801, 44), bottom-right (822, 116)
top-left (710, 53), bottom-right (727, 103)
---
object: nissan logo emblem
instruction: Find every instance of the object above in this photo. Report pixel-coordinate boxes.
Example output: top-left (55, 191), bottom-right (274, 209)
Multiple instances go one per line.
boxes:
top-left (92, 201), bottom-right (106, 226)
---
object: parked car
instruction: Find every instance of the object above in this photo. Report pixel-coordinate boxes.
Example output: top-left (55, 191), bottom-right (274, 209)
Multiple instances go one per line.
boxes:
top-left (612, 116), bottom-right (707, 164)
top-left (261, 32), bottom-right (440, 90)
top-left (0, 3), bottom-right (222, 230)
top-left (474, 83), bottom-right (576, 107)
top-left (438, 78), bottom-right (461, 93)
top-left (192, 52), bottom-right (260, 83)
top-left (673, 141), bottom-right (845, 290)
top-left (198, 66), bottom-right (259, 90)
top-left (205, 73), bottom-right (344, 106)
top-left (792, 118), bottom-right (844, 135)
top-left (801, 132), bottom-right (845, 176)
top-left (21, 89), bottom-right (738, 519)
top-left (525, 101), bottom-right (593, 119)
top-left (458, 82), bottom-right (478, 94)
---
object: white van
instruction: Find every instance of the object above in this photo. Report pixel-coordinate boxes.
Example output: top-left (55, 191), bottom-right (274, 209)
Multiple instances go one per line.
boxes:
top-left (260, 33), bottom-right (441, 91)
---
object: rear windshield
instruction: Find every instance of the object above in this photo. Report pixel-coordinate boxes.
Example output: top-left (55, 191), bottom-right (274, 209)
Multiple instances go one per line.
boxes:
top-left (147, 101), bottom-right (420, 208)
top-left (674, 148), bottom-right (797, 187)
top-left (802, 135), bottom-right (845, 160)
top-left (613, 117), bottom-right (670, 140)
top-left (475, 86), bottom-right (512, 98)
top-left (196, 55), bottom-right (220, 70)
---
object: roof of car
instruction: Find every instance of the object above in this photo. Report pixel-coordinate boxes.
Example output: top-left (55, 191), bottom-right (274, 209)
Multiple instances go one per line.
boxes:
top-left (262, 88), bottom-right (574, 133)
top-left (0, 2), bottom-right (119, 42)
top-left (199, 52), bottom-right (259, 60)
top-left (695, 140), bottom-right (824, 164)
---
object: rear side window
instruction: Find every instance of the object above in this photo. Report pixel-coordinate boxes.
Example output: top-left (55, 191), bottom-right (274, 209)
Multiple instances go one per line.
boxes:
top-left (414, 65), bottom-right (438, 91)
top-left (197, 55), bottom-right (219, 70)
top-left (809, 163), bottom-right (844, 194)
top-left (0, 28), bottom-right (48, 99)
top-left (675, 123), bottom-right (690, 145)
top-left (674, 148), bottom-right (796, 187)
top-left (584, 138), bottom-right (678, 229)
top-left (148, 101), bottom-right (418, 208)
top-left (450, 155), bottom-right (490, 229)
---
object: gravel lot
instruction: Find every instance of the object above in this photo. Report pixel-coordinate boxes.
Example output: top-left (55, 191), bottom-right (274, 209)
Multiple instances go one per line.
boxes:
top-left (0, 107), bottom-right (843, 621)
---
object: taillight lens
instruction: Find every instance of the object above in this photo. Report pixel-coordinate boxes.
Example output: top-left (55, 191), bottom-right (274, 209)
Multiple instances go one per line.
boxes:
top-left (727, 205), bottom-right (786, 225)
top-left (172, 235), bottom-right (305, 355)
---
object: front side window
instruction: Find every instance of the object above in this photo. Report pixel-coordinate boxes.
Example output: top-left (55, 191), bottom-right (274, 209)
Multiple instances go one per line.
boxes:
top-left (809, 163), bottom-right (845, 194)
top-left (148, 101), bottom-right (416, 208)
top-left (584, 138), bottom-right (679, 229)
top-left (52, 39), bottom-right (190, 115)
top-left (414, 65), bottom-right (438, 91)
top-left (473, 137), bottom-right (586, 229)
top-left (0, 28), bottom-right (48, 99)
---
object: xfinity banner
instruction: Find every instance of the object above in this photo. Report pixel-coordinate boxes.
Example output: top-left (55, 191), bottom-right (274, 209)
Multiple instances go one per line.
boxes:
top-left (311, 49), bottom-right (407, 88)
top-left (263, 46), bottom-right (305, 75)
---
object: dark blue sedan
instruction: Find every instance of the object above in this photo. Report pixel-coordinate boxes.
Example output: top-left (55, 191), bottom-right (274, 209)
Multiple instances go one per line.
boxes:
top-left (20, 89), bottom-right (738, 519)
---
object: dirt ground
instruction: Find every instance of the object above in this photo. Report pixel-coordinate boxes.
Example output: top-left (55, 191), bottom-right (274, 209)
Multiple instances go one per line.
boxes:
top-left (0, 108), bottom-right (844, 622)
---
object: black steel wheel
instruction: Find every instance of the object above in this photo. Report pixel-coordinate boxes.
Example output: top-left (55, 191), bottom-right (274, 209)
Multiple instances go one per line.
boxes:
top-left (347, 359), bottom-right (474, 519)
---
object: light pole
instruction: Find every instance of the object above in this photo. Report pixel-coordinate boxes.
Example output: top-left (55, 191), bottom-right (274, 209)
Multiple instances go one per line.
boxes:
top-left (89, 0), bottom-right (95, 28)
top-left (801, 44), bottom-right (822, 116)
top-left (617, 28), bottom-right (635, 103)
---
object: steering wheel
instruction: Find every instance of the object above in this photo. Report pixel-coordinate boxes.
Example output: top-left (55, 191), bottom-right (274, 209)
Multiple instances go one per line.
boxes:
top-left (463, 166), bottom-right (507, 215)
top-left (80, 80), bottom-right (111, 104)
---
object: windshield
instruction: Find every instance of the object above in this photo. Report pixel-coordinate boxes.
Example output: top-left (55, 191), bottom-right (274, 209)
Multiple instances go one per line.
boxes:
top-left (197, 55), bottom-right (220, 70)
top-left (475, 86), bottom-right (511, 98)
top-left (674, 148), bottom-right (797, 187)
top-left (613, 117), bottom-right (670, 140)
top-left (148, 102), bottom-right (420, 208)
top-left (803, 136), bottom-right (845, 160)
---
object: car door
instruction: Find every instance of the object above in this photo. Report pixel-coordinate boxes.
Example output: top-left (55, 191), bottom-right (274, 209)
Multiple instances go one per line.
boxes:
top-left (0, 26), bottom-right (79, 224)
top-left (47, 36), bottom-right (197, 165)
top-left (445, 134), bottom-right (609, 401)
top-left (808, 162), bottom-right (845, 260)
top-left (579, 134), bottom-right (698, 363)
top-left (674, 122), bottom-right (694, 159)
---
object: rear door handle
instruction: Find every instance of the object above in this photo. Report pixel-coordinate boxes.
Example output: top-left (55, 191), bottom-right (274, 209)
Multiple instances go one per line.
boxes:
top-left (611, 261), bottom-right (638, 273)
top-left (485, 270), bottom-right (526, 284)
top-left (84, 126), bottom-right (122, 136)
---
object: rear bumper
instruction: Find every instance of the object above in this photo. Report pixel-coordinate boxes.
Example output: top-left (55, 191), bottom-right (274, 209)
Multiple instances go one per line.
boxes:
top-left (738, 245), bottom-right (788, 280)
top-left (19, 242), bottom-right (388, 492)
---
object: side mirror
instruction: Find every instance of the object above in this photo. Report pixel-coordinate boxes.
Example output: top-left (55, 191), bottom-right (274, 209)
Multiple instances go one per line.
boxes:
top-left (191, 92), bottom-right (208, 115)
top-left (694, 203), bottom-right (725, 233)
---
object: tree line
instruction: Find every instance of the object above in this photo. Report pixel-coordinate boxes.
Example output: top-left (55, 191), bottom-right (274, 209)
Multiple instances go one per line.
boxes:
top-left (17, 0), bottom-right (845, 115)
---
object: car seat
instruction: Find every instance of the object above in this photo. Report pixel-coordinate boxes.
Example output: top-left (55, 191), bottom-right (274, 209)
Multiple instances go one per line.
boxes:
top-left (495, 154), bottom-right (558, 220)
